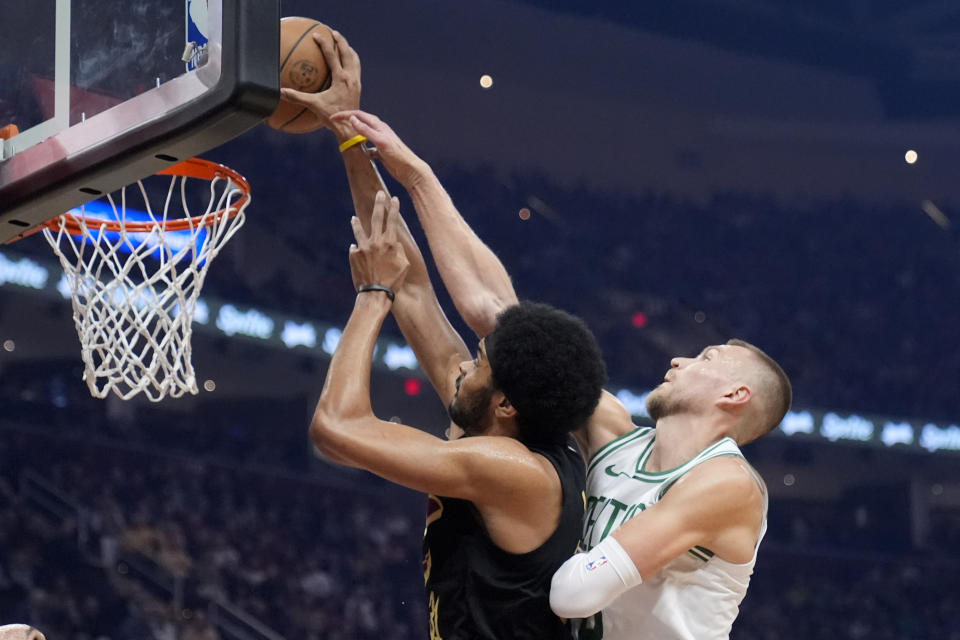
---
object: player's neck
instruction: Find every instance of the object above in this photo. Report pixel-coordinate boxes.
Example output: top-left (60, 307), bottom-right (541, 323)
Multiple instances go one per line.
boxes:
top-left (648, 414), bottom-right (730, 472)
top-left (481, 417), bottom-right (519, 440)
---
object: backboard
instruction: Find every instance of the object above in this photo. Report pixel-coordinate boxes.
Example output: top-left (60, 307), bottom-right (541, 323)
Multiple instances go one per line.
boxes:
top-left (0, 0), bottom-right (280, 244)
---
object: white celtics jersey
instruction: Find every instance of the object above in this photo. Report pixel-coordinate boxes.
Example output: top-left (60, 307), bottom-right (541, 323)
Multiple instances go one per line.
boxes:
top-left (578, 427), bottom-right (767, 640)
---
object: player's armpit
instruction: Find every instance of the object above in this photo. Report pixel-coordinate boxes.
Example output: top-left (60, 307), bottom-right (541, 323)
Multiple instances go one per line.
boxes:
top-left (576, 391), bottom-right (637, 459)
top-left (611, 457), bottom-right (764, 578)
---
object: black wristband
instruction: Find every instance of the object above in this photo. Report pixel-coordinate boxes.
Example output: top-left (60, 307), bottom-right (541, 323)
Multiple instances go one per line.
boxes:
top-left (357, 283), bottom-right (396, 302)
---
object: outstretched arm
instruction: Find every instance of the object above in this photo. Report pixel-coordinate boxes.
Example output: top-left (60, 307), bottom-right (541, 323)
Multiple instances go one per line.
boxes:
top-left (281, 32), bottom-right (469, 403)
top-left (332, 110), bottom-right (637, 450)
top-left (331, 110), bottom-right (518, 337)
top-left (314, 192), bottom-right (411, 447)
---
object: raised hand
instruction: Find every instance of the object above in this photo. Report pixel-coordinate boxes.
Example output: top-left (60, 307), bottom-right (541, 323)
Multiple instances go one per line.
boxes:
top-left (349, 191), bottom-right (410, 294)
top-left (280, 30), bottom-right (362, 139)
top-left (330, 110), bottom-right (429, 188)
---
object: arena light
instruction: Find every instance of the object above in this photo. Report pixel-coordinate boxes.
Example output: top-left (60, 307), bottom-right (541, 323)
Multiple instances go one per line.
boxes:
top-left (322, 328), bottom-right (342, 355)
top-left (820, 412), bottom-right (875, 443)
top-left (404, 377), bottom-right (422, 396)
top-left (384, 344), bottom-right (418, 370)
top-left (65, 201), bottom-right (209, 263)
top-left (281, 321), bottom-right (318, 349)
top-left (215, 304), bottom-right (274, 339)
top-left (919, 423), bottom-right (960, 452)
top-left (780, 410), bottom-right (815, 436)
top-left (880, 421), bottom-right (914, 447)
top-left (921, 200), bottom-right (951, 230)
top-left (193, 299), bottom-right (211, 325)
top-left (0, 252), bottom-right (49, 289)
top-left (615, 388), bottom-right (650, 418)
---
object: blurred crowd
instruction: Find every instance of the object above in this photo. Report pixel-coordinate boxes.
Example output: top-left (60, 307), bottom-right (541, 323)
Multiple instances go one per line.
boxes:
top-left (2, 411), bottom-right (958, 640)
top-left (0, 426), bottom-right (426, 640)
top-left (734, 552), bottom-right (960, 640)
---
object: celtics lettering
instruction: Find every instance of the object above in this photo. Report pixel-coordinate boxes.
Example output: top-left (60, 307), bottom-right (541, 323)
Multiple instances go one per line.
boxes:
top-left (582, 495), bottom-right (647, 547)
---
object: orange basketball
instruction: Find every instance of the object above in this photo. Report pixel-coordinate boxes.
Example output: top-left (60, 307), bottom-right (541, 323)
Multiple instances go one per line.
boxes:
top-left (268, 17), bottom-right (335, 133)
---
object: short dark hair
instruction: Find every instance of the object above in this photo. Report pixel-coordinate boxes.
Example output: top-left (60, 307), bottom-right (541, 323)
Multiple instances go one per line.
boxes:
top-left (727, 339), bottom-right (792, 439)
top-left (485, 301), bottom-right (606, 445)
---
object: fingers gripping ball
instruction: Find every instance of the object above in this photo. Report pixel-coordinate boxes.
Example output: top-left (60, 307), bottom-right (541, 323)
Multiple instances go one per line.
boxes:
top-left (269, 17), bottom-right (335, 133)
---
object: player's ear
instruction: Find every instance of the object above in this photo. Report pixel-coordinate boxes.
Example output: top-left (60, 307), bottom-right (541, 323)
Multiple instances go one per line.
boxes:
top-left (493, 391), bottom-right (516, 420)
top-left (717, 385), bottom-right (751, 412)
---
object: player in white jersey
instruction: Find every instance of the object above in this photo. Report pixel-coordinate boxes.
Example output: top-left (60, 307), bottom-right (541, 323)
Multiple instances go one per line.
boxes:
top-left (549, 340), bottom-right (790, 639)
top-left (569, 427), bottom-right (767, 639)
top-left (289, 93), bottom-right (790, 639)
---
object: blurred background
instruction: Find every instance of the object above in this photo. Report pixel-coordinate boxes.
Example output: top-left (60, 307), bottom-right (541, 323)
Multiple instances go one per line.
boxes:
top-left (2, 0), bottom-right (959, 638)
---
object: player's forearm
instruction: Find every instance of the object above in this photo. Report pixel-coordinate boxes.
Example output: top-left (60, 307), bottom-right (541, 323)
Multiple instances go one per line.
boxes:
top-left (392, 283), bottom-right (470, 401)
top-left (336, 133), bottom-right (433, 289)
top-left (550, 537), bottom-right (643, 618)
top-left (340, 132), bottom-right (388, 234)
top-left (339, 146), bottom-right (469, 386)
top-left (404, 165), bottom-right (518, 337)
top-left (311, 292), bottom-right (391, 453)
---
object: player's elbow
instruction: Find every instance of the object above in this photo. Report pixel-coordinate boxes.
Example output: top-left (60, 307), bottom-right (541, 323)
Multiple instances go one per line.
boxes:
top-left (549, 538), bottom-right (643, 619)
top-left (549, 552), bottom-right (607, 619)
top-left (309, 408), bottom-right (348, 461)
top-left (549, 571), bottom-right (600, 619)
top-left (460, 294), bottom-right (510, 337)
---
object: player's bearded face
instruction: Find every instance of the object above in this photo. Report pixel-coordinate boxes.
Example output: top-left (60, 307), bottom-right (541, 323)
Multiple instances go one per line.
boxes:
top-left (448, 377), bottom-right (496, 436)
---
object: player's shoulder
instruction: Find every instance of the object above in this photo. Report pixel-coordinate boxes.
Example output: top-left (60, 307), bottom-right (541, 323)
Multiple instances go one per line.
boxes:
top-left (673, 455), bottom-right (764, 506)
top-left (453, 436), bottom-right (566, 513)
top-left (579, 390), bottom-right (643, 458)
top-left (455, 434), bottom-right (561, 479)
top-left (659, 457), bottom-right (764, 533)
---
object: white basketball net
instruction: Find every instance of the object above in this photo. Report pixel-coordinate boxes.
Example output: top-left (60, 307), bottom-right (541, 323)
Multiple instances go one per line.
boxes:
top-left (42, 168), bottom-right (249, 401)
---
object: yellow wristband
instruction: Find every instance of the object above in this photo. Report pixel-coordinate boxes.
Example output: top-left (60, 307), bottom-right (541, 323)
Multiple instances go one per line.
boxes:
top-left (339, 134), bottom-right (367, 152)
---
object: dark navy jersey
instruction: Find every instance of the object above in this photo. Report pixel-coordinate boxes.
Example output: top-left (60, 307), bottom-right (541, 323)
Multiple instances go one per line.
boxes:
top-left (422, 437), bottom-right (586, 640)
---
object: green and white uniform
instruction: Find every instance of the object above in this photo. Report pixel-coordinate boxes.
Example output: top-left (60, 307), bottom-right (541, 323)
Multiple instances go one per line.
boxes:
top-left (577, 427), bottom-right (766, 640)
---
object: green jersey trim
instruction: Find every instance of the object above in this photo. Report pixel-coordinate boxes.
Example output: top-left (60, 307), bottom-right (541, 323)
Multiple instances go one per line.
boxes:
top-left (633, 437), bottom-right (738, 479)
top-left (688, 548), bottom-right (711, 562)
top-left (655, 451), bottom-right (747, 500)
top-left (586, 427), bottom-right (653, 476)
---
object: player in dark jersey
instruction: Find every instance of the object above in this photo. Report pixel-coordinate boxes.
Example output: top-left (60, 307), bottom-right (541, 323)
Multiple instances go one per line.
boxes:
top-left (308, 193), bottom-right (604, 639)
top-left (293, 33), bottom-right (605, 638)
top-left (421, 415), bottom-right (587, 639)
